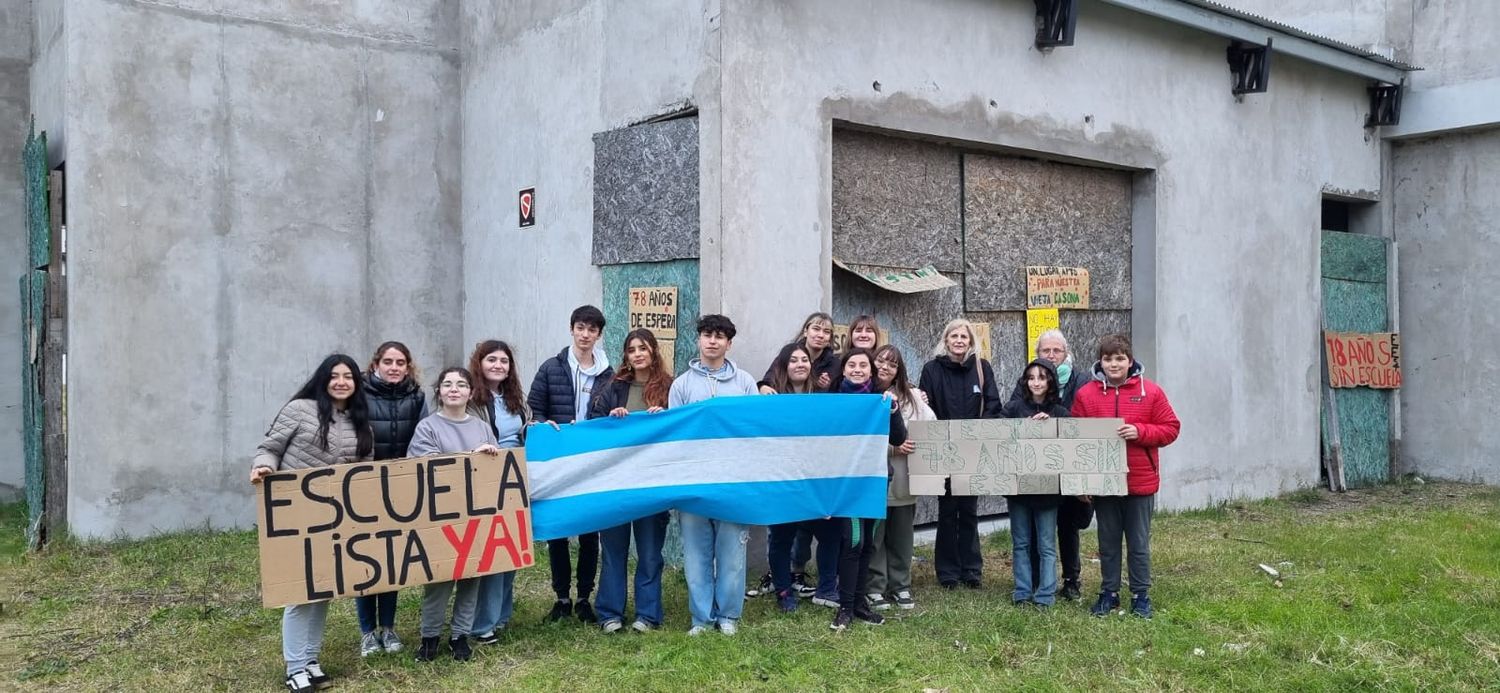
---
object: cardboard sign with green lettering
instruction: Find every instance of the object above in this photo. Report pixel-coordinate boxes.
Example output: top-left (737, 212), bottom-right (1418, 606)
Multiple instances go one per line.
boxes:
top-left (256, 451), bottom-right (534, 608)
top-left (905, 418), bottom-right (1127, 496)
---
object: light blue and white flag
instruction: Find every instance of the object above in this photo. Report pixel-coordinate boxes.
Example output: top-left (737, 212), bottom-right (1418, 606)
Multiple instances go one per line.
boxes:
top-left (526, 394), bottom-right (890, 541)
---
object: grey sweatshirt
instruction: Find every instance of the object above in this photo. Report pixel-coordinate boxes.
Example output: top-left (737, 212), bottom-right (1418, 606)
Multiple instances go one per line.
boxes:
top-left (406, 411), bottom-right (499, 457)
top-left (668, 358), bottom-right (759, 407)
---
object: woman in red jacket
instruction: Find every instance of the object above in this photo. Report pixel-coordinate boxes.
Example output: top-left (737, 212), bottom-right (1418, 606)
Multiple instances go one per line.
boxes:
top-left (1070, 334), bottom-right (1180, 619)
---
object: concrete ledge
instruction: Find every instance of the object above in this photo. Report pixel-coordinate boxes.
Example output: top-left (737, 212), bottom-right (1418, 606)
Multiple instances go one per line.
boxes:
top-left (1383, 77), bottom-right (1500, 140)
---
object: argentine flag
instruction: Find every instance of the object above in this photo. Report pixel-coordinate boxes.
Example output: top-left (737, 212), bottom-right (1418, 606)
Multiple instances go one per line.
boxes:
top-left (526, 394), bottom-right (891, 541)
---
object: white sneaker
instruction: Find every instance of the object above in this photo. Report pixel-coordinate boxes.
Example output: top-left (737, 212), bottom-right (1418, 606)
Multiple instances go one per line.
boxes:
top-left (811, 596), bottom-right (839, 609)
top-left (631, 620), bottom-right (654, 633)
top-left (687, 625), bottom-right (708, 636)
top-left (380, 628), bottom-right (403, 653)
top-left (360, 631), bottom-right (382, 657)
top-left (602, 619), bottom-right (623, 633)
top-left (867, 593), bottom-right (892, 611)
top-left (303, 661), bottom-right (330, 690)
top-left (894, 590), bottom-right (916, 610)
top-left (285, 669), bottom-right (315, 693)
top-left (717, 620), bottom-right (738, 636)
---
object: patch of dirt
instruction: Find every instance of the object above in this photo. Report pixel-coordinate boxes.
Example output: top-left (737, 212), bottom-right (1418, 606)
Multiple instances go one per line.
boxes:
top-left (1288, 480), bottom-right (1496, 518)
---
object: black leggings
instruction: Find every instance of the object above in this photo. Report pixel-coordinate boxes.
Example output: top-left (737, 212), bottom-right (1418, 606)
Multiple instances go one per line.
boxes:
top-left (837, 518), bottom-right (879, 609)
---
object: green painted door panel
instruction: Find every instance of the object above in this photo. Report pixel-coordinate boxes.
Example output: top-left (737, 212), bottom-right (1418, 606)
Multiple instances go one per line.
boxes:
top-left (1320, 231), bottom-right (1392, 488)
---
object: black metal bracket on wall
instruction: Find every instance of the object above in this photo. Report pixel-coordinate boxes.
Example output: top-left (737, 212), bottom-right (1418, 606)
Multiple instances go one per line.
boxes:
top-left (1365, 82), bottom-right (1403, 127)
top-left (1034, 0), bottom-right (1078, 48)
top-left (1227, 38), bottom-right (1272, 95)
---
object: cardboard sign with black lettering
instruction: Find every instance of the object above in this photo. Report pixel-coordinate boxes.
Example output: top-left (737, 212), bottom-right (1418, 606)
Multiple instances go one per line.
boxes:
top-left (905, 418), bottom-right (1128, 497)
top-left (256, 451), bottom-right (534, 608)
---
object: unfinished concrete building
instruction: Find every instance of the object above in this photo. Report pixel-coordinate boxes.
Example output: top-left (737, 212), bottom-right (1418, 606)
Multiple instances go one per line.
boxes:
top-left (0, 0), bottom-right (1494, 540)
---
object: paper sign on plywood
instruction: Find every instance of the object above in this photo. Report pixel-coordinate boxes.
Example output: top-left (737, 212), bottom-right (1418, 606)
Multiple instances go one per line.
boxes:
top-left (1026, 309), bottom-right (1060, 361)
top-left (628, 287), bottom-right (678, 339)
top-left (256, 451), bottom-right (534, 608)
top-left (1025, 266), bottom-right (1091, 309)
top-left (1323, 331), bottom-right (1401, 389)
top-left (833, 258), bottom-right (959, 294)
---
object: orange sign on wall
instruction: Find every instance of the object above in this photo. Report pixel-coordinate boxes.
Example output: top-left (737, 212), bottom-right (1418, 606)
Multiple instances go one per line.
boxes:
top-left (1323, 331), bottom-right (1401, 389)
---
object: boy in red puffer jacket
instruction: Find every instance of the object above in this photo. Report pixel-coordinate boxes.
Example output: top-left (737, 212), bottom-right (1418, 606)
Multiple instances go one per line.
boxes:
top-left (1071, 334), bottom-right (1180, 619)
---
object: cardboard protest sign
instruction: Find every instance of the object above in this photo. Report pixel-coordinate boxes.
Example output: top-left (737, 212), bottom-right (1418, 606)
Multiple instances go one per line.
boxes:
top-left (256, 451), bottom-right (534, 608)
top-left (1025, 266), bottom-right (1091, 309)
top-left (906, 419), bottom-right (1127, 496)
top-left (833, 258), bottom-right (959, 293)
top-left (1026, 309), bottom-right (1060, 361)
top-left (1323, 331), bottom-right (1401, 389)
top-left (628, 286), bottom-right (678, 339)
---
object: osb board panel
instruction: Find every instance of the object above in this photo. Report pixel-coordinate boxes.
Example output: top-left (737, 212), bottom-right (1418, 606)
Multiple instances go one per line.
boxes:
top-left (832, 130), bottom-right (964, 273)
top-left (593, 117), bottom-right (699, 265)
top-left (975, 309), bottom-right (1133, 386)
top-left (963, 154), bottom-right (1132, 312)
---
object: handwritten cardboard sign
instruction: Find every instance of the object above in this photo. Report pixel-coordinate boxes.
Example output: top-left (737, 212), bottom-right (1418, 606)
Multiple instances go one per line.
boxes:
top-left (1026, 266), bottom-right (1091, 309)
top-left (256, 451), bottom-right (534, 608)
top-left (905, 418), bottom-right (1126, 496)
top-left (628, 286), bottom-right (678, 339)
top-left (1323, 331), bottom-right (1400, 389)
top-left (1026, 309), bottom-right (1060, 361)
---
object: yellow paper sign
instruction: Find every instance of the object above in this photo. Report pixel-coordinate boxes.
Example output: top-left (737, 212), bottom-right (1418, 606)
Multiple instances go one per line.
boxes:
top-left (1026, 309), bottom-right (1060, 361)
top-left (1025, 266), bottom-right (1091, 309)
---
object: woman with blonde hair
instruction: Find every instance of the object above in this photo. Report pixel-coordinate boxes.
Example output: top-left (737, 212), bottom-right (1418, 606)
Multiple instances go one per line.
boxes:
top-left (917, 319), bottom-right (1001, 589)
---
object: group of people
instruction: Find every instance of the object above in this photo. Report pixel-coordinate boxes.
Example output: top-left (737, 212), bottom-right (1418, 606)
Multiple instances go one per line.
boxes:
top-left (250, 305), bottom-right (1180, 693)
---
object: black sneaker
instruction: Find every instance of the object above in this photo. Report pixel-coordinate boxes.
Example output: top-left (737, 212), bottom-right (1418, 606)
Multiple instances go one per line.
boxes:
top-left (1060, 580), bottom-right (1082, 602)
top-left (285, 670), bottom-right (315, 693)
top-left (449, 636), bottom-right (472, 661)
top-left (304, 661), bottom-right (330, 690)
top-left (574, 599), bottom-right (598, 624)
top-left (792, 572), bottom-right (817, 598)
top-left (473, 631), bottom-right (500, 646)
top-left (830, 607), bottom-right (853, 631)
top-left (415, 636), bottom-right (441, 662)
top-left (546, 599), bottom-right (572, 622)
top-left (940, 581), bottom-right (958, 590)
top-left (852, 601), bottom-right (885, 626)
top-left (746, 571), bottom-right (774, 598)
top-left (1131, 592), bottom-right (1153, 619)
top-left (1090, 591), bottom-right (1121, 617)
top-left (962, 578), bottom-right (983, 590)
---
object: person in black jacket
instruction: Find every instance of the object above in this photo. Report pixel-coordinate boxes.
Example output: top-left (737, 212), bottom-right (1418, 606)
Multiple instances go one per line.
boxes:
top-left (827, 348), bottom-right (910, 631)
top-left (356, 341), bottom-right (425, 656)
top-left (526, 305), bottom-right (615, 623)
top-left (1000, 359), bottom-right (1071, 607)
top-left (917, 319), bottom-right (1001, 589)
top-left (1004, 329), bottom-right (1093, 601)
top-left (588, 328), bottom-right (673, 634)
top-left (759, 312), bottom-right (839, 394)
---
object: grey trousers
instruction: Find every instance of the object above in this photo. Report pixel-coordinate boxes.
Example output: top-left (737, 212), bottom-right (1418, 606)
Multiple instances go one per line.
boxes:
top-left (1094, 493), bottom-right (1155, 595)
top-left (420, 578), bottom-right (480, 638)
top-left (281, 601), bottom-right (329, 675)
top-left (867, 504), bottom-right (916, 595)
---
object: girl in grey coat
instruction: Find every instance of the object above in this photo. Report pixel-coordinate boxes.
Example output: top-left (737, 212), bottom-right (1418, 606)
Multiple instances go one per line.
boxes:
top-left (250, 354), bottom-right (374, 693)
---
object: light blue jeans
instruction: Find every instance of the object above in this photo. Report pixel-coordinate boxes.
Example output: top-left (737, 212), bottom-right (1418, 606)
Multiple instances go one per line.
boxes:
top-left (679, 511), bottom-right (749, 628)
top-left (282, 601), bottom-right (330, 675)
top-left (1010, 498), bottom-right (1059, 605)
top-left (471, 570), bottom-right (516, 637)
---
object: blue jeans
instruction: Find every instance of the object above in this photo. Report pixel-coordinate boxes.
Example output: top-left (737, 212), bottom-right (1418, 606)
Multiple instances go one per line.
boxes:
top-left (354, 591), bottom-right (397, 634)
top-left (679, 511), bottom-right (748, 628)
top-left (1010, 498), bottom-right (1059, 605)
top-left (471, 571), bottom-right (515, 637)
top-left (769, 519), bottom-right (841, 598)
top-left (596, 512), bottom-right (670, 626)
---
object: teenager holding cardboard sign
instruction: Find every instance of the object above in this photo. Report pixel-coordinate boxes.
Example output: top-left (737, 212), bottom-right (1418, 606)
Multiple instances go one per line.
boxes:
top-left (466, 340), bottom-right (533, 646)
top-left (250, 354), bottom-right (375, 693)
top-left (867, 344), bottom-right (934, 611)
top-left (355, 341), bottom-right (424, 657)
top-left (1000, 359), bottom-right (1072, 608)
top-left (917, 319), bottom-right (1002, 590)
top-left (407, 367), bottom-right (503, 662)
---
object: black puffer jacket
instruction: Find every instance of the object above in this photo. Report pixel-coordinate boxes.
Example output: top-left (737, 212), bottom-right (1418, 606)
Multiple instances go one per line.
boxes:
top-left (364, 373), bottom-right (425, 460)
top-left (1007, 359), bottom-right (1083, 411)
top-left (918, 354), bottom-right (1002, 421)
top-left (527, 348), bottom-right (615, 425)
top-left (1000, 359), bottom-right (1073, 419)
top-left (760, 340), bottom-right (839, 391)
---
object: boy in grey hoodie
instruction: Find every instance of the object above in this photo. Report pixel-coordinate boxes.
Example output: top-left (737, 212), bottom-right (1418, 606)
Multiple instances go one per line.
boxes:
top-left (668, 314), bottom-right (759, 635)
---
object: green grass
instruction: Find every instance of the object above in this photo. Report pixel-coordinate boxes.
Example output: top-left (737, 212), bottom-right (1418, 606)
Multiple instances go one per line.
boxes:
top-left (2, 482), bottom-right (1499, 691)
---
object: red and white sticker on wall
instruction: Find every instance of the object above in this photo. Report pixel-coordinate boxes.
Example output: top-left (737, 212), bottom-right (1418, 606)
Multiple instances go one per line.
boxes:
top-left (519, 188), bottom-right (536, 228)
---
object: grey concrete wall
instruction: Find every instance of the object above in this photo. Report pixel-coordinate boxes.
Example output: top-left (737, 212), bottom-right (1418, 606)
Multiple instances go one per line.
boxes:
top-left (721, 0), bottom-right (1382, 509)
top-left (0, 0), bottom-right (30, 501)
top-left (460, 0), bottom-right (716, 376)
top-left (64, 0), bottom-right (461, 538)
top-left (1392, 130), bottom-right (1500, 485)
top-left (28, 0), bottom-right (63, 163)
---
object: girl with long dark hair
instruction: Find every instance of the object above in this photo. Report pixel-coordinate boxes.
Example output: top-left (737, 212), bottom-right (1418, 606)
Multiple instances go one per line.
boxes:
top-left (866, 344), bottom-right (935, 611)
top-left (250, 354), bottom-right (374, 693)
top-left (590, 329), bottom-right (672, 632)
